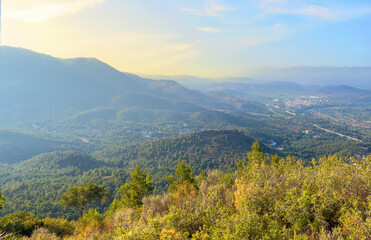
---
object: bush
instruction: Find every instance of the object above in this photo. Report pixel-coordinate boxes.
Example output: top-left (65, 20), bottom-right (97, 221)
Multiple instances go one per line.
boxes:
top-left (29, 228), bottom-right (59, 240)
top-left (110, 207), bottom-right (137, 230)
top-left (81, 209), bottom-right (103, 229)
top-left (42, 216), bottom-right (75, 237)
top-left (142, 194), bottom-right (171, 220)
top-left (105, 199), bottom-right (124, 221)
top-left (0, 211), bottom-right (43, 236)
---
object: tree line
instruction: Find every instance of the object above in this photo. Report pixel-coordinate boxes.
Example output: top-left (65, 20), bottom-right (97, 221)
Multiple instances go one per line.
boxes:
top-left (0, 141), bottom-right (369, 239)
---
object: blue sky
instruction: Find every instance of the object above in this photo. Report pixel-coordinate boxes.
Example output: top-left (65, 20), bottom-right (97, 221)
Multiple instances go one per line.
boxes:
top-left (3, 0), bottom-right (371, 77)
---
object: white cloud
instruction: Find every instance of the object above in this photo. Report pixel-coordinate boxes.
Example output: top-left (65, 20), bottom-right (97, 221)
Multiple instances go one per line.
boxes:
top-left (196, 27), bottom-right (230, 33)
top-left (4, 0), bottom-right (105, 22)
top-left (204, 0), bottom-right (231, 17)
top-left (180, 0), bottom-right (232, 17)
top-left (260, 0), bottom-right (371, 21)
top-left (242, 23), bottom-right (289, 47)
top-left (270, 5), bottom-right (336, 19)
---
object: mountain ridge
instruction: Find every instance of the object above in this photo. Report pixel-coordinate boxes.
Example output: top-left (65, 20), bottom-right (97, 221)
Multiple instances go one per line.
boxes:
top-left (0, 46), bottom-right (232, 127)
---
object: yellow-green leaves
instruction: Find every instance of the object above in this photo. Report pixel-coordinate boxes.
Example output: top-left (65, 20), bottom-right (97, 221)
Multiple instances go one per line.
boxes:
top-left (120, 166), bottom-right (154, 209)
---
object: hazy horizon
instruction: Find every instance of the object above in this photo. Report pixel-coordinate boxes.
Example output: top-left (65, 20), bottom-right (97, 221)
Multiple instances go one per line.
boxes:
top-left (2, 45), bottom-right (371, 90)
top-left (2, 0), bottom-right (371, 78)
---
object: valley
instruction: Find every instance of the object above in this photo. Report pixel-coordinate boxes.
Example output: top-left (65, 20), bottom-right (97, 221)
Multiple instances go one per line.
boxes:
top-left (0, 46), bottom-right (370, 221)
top-left (1, 1), bottom-right (370, 238)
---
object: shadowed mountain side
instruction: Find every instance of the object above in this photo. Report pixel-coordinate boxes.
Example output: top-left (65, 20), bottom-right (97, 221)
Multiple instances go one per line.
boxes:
top-left (17, 151), bottom-right (105, 173)
top-left (0, 131), bottom-right (55, 164)
top-left (0, 131), bottom-right (85, 164)
top-left (0, 47), bottom-right (117, 110)
top-left (0, 47), bottom-right (232, 115)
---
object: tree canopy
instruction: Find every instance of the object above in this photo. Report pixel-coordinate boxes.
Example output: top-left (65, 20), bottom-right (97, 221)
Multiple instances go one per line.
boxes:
top-left (120, 166), bottom-right (154, 209)
top-left (60, 183), bottom-right (110, 218)
top-left (167, 161), bottom-right (198, 191)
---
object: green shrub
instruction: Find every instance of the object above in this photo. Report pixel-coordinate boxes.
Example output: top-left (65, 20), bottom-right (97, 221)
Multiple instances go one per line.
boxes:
top-left (81, 209), bottom-right (103, 228)
top-left (0, 211), bottom-right (43, 236)
top-left (42, 216), bottom-right (75, 237)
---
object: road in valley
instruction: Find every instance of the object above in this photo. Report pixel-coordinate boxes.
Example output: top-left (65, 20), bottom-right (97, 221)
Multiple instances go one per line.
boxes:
top-left (313, 124), bottom-right (362, 142)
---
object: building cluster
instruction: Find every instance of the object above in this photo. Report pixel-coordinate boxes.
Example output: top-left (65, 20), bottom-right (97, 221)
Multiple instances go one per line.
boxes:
top-left (284, 96), bottom-right (327, 108)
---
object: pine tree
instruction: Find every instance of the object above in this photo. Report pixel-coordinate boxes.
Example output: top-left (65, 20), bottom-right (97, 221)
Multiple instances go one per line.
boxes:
top-left (61, 183), bottom-right (110, 218)
top-left (120, 166), bottom-right (154, 209)
top-left (167, 161), bottom-right (198, 191)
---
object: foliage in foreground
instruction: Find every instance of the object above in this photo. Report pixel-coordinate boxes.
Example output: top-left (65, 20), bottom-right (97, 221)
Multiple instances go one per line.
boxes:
top-left (1, 143), bottom-right (370, 239)
top-left (61, 183), bottom-right (110, 218)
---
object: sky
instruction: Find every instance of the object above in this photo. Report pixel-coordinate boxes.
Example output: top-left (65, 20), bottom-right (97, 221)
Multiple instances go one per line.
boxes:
top-left (2, 0), bottom-right (371, 78)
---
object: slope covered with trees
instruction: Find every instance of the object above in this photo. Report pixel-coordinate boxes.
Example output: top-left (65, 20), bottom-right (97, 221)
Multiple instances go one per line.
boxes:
top-left (0, 143), bottom-right (369, 239)
top-left (0, 130), bottom-right (273, 218)
top-left (93, 129), bottom-right (276, 190)
top-left (0, 151), bottom-right (128, 219)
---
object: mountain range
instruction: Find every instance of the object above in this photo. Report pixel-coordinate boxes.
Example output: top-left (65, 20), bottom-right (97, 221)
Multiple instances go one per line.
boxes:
top-left (0, 46), bottom-right (369, 162)
top-left (147, 67), bottom-right (371, 90)
top-left (0, 47), bottom-right (229, 115)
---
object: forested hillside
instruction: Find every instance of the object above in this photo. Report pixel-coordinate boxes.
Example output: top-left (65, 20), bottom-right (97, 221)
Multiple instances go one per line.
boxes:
top-left (94, 129), bottom-right (277, 189)
top-left (0, 143), bottom-right (369, 239)
top-left (0, 130), bottom-right (273, 219)
top-left (0, 151), bottom-right (128, 219)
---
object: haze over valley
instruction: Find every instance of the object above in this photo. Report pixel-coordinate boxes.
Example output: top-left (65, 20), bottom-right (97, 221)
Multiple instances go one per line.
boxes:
top-left (0, 0), bottom-right (370, 239)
